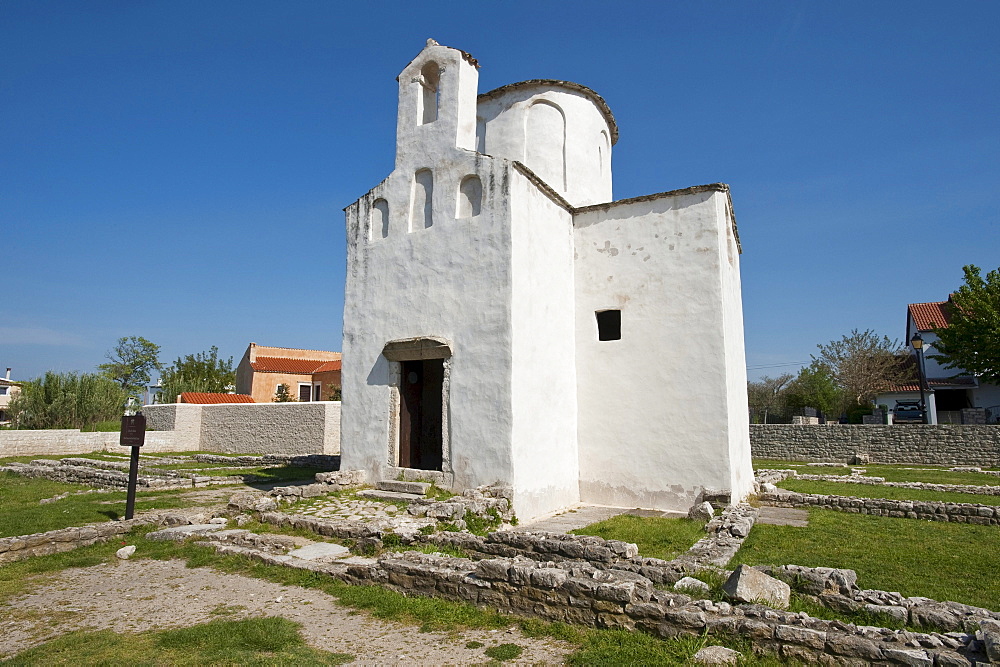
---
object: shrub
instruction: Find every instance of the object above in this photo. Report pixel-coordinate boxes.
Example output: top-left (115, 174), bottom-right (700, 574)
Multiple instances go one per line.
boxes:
top-left (8, 371), bottom-right (128, 430)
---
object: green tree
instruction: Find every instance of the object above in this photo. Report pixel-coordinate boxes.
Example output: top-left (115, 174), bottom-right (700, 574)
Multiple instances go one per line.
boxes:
top-left (785, 362), bottom-right (843, 418)
top-left (157, 346), bottom-right (235, 403)
top-left (747, 373), bottom-right (794, 424)
top-left (273, 383), bottom-right (296, 402)
top-left (8, 371), bottom-right (128, 429)
top-left (812, 329), bottom-right (912, 408)
top-left (930, 264), bottom-right (1000, 384)
top-left (98, 336), bottom-right (161, 397)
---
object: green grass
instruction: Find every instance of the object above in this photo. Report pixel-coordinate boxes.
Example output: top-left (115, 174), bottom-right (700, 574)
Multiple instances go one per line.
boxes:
top-left (0, 452), bottom-right (121, 465)
top-left (572, 515), bottom-right (705, 561)
top-left (565, 629), bottom-right (788, 666)
top-left (731, 508), bottom-right (1000, 611)
top-left (484, 643), bottom-right (523, 661)
top-left (778, 479), bottom-right (1000, 505)
top-left (860, 464), bottom-right (1000, 486)
top-left (149, 461), bottom-right (259, 470)
top-left (0, 472), bottom-right (206, 537)
top-left (754, 458), bottom-right (1000, 486)
top-left (7, 616), bottom-right (353, 665)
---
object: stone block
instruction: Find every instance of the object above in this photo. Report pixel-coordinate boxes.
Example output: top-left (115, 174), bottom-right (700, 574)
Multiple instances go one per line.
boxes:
top-left (881, 648), bottom-right (932, 667)
top-left (529, 567), bottom-right (568, 589)
top-left (624, 601), bottom-right (666, 618)
top-left (909, 603), bottom-right (962, 631)
top-left (474, 559), bottom-right (510, 581)
top-left (509, 563), bottom-right (536, 586)
top-left (824, 634), bottom-right (884, 661)
top-left (287, 542), bottom-right (351, 562)
top-left (692, 645), bottom-right (741, 665)
top-left (674, 576), bottom-right (709, 594)
top-left (661, 608), bottom-right (706, 629)
top-left (980, 618), bottom-right (1000, 663)
top-left (722, 564), bottom-right (790, 608)
top-left (596, 581), bottom-right (636, 604)
top-left (145, 524), bottom-right (227, 541)
top-left (775, 624), bottom-right (826, 649)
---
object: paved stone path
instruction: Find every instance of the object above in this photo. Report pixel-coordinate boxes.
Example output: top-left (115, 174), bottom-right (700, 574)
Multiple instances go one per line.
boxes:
top-left (292, 495), bottom-right (405, 522)
top-left (514, 504), bottom-right (684, 534)
top-left (756, 505), bottom-right (809, 527)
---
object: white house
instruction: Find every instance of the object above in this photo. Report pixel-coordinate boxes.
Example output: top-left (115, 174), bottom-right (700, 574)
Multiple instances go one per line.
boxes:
top-left (877, 300), bottom-right (1000, 424)
top-left (340, 40), bottom-right (753, 521)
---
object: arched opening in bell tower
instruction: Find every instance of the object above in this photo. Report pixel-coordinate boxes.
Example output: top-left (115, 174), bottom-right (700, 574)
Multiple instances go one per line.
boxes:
top-left (417, 61), bottom-right (440, 125)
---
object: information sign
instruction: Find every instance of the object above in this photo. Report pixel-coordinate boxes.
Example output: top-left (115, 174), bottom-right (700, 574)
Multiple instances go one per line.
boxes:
top-left (120, 414), bottom-right (147, 447)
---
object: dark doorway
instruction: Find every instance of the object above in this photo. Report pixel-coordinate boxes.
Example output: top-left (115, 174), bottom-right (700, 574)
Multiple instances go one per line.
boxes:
top-left (398, 358), bottom-right (443, 471)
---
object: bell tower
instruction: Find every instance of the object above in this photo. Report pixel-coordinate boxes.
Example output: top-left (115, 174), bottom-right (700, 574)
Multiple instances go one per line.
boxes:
top-left (394, 39), bottom-right (480, 170)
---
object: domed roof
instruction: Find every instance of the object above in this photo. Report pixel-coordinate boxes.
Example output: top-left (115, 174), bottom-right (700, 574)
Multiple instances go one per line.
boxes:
top-left (478, 79), bottom-right (619, 145)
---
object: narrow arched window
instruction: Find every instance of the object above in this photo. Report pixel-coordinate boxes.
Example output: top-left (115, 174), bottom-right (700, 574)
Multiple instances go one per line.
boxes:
top-left (599, 130), bottom-right (610, 177)
top-left (371, 198), bottom-right (389, 240)
top-left (475, 116), bottom-right (487, 153)
top-left (457, 175), bottom-right (482, 218)
top-left (411, 169), bottom-right (434, 230)
top-left (525, 100), bottom-right (566, 192)
top-left (417, 61), bottom-right (439, 125)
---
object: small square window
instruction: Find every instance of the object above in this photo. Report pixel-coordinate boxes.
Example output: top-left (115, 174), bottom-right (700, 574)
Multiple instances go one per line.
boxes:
top-left (596, 309), bottom-right (621, 341)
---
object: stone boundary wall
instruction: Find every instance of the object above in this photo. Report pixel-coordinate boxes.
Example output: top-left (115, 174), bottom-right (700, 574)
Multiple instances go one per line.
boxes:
top-left (0, 429), bottom-right (188, 458)
top-left (0, 508), bottom-right (221, 564)
top-left (751, 424), bottom-right (1000, 466)
top-left (761, 490), bottom-right (1000, 525)
top-left (208, 539), bottom-right (991, 664)
top-left (142, 402), bottom-right (341, 456)
top-left (0, 519), bottom-right (153, 564)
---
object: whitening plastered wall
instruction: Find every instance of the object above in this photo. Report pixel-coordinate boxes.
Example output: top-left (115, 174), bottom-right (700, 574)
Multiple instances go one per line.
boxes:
top-left (508, 168), bottom-right (580, 520)
top-left (574, 188), bottom-right (751, 510)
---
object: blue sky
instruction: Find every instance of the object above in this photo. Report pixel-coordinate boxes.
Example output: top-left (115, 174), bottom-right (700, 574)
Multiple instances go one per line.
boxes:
top-left (3, 1), bottom-right (998, 383)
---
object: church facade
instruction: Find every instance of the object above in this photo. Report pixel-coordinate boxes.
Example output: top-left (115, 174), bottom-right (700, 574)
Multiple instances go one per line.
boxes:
top-left (341, 40), bottom-right (753, 521)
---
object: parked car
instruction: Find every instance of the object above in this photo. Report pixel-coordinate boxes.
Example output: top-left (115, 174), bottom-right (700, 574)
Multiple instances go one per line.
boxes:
top-left (893, 401), bottom-right (926, 424)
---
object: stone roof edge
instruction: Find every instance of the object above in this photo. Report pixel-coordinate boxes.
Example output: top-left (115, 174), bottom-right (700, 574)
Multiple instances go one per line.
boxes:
top-left (509, 169), bottom-right (741, 253)
top-left (395, 41), bottom-right (480, 84)
top-left (478, 79), bottom-right (619, 145)
top-left (344, 175), bottom-right (391, 212)
top-left (511, 161), bottom-right (574, 213)
top-left (573, 183), bottom-right (741, 254)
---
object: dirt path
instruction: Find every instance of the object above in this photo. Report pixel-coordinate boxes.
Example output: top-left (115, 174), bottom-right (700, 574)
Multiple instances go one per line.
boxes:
top-left (1, 559), bottom-right (574, 664)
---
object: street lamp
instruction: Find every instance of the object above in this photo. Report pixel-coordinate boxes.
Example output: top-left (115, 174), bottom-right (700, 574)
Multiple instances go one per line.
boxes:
top-left (910, 332), bottom-right (928, 424)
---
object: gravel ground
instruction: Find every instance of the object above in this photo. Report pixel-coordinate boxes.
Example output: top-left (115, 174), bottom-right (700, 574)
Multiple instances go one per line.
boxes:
top-left (1, 558), bottom-right (575, 664)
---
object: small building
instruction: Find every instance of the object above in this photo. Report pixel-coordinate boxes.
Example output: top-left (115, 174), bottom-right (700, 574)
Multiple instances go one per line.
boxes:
top-left (0, 368), bottom-right (22, 424)
top-left (341, 41), bottom-right (753, 521)
top-left (877, 300), bottom-right (1000, 424)
top-left (235, 343), bottom-right (342, 403)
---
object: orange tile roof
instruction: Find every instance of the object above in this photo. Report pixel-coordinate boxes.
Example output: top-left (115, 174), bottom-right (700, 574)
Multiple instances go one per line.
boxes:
top-left (313, 360), bottom-right (342, 373)
top-left (909, 301), bottom-right (951, 331)
top-left (250, 357), bottom-right (336, 374)
top-left (884, 377), bottom-right (977, 392)
top-left (179, 392), bottom-right (255, 404)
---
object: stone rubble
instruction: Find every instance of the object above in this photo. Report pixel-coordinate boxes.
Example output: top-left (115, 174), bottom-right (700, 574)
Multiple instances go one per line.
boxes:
top-left (183, 528), bottom-right (993, 665)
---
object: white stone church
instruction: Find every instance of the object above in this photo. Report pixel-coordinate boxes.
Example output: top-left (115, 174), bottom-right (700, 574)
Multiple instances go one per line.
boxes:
top-left (341, 40), bottom-right (753, 522)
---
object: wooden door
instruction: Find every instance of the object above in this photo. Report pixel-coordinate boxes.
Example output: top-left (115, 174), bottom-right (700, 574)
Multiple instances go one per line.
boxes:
top-left (398, 359), bottom-right (443, 471)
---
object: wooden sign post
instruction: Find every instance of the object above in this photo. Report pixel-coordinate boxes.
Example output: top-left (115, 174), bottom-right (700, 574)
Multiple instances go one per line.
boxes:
top-left (120, 413), bottom-right (146, 520)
